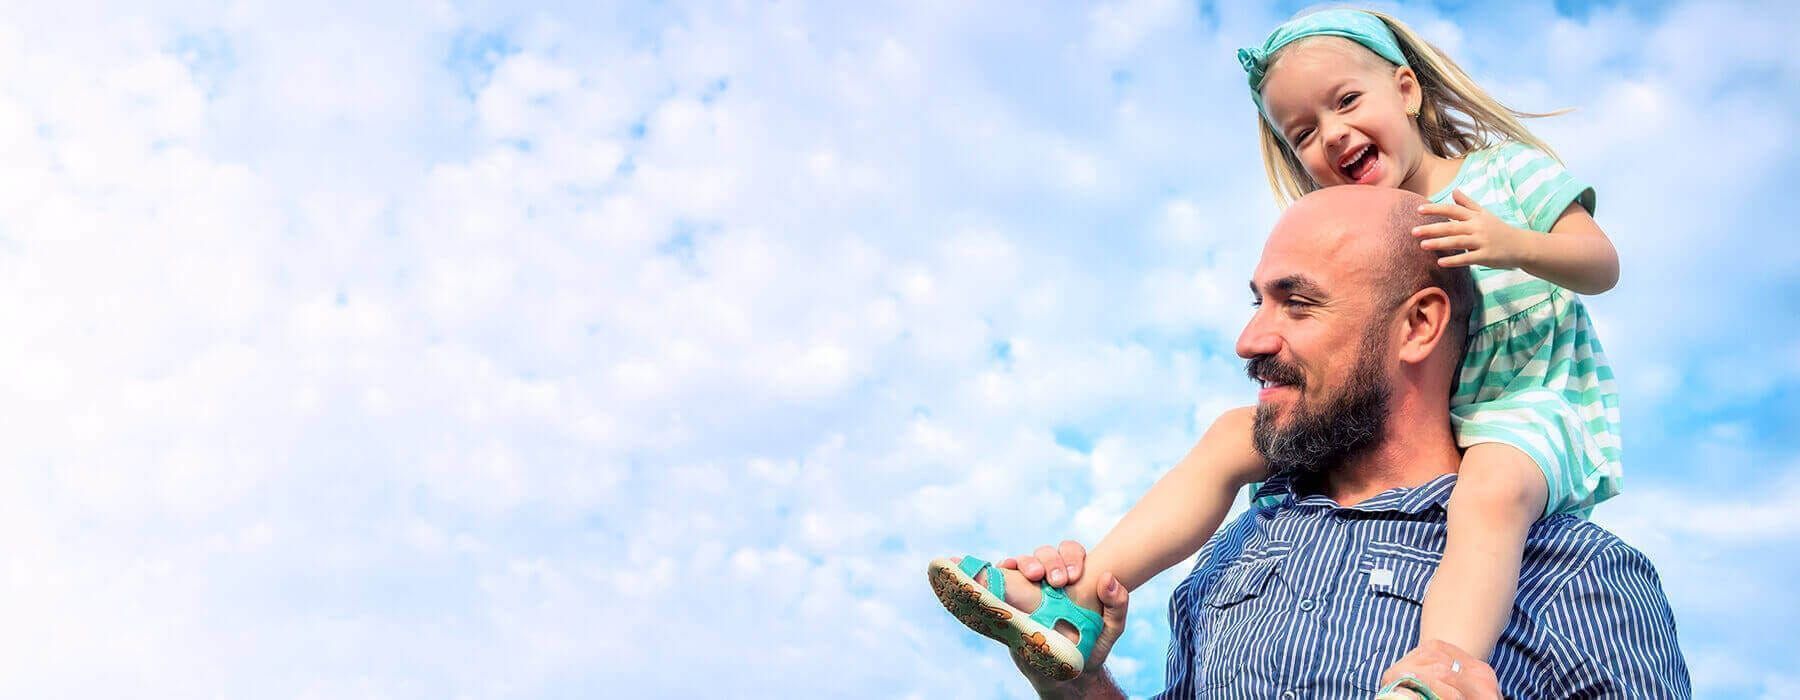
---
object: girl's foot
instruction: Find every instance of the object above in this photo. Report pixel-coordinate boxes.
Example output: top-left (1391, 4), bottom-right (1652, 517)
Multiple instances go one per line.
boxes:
top-left (927, 556), bottom-right (1102, 681)
top-left (962, 559), bottom-right (1082, 644)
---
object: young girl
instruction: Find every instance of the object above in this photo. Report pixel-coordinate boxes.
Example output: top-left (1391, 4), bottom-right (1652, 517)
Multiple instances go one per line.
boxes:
top-left (927, 7), bottom-right (1623, 690)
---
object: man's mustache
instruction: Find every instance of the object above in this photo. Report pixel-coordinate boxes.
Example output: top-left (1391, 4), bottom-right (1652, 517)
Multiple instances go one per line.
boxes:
top-left (1246, 354), bottom-right (1304, 388)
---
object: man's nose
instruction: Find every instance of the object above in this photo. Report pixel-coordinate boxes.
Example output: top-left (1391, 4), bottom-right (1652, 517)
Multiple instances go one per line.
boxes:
top-left (1236, 309), bottom-right (1282, 360)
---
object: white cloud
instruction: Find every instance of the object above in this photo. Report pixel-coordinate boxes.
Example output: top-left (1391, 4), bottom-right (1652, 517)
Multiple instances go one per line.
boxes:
top-left (0, 1), bottom-right (1791, 697)
top-left (1088, 0), bottom-right (1188, 59)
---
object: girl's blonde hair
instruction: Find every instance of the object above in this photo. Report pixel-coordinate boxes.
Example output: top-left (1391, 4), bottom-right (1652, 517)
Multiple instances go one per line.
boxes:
top-left (1257, 9), bottom-right (1566, 206)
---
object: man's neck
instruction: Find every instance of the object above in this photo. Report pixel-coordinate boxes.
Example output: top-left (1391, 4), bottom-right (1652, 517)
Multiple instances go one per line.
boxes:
top-left (1321, 398), bottom-right (1461, 506)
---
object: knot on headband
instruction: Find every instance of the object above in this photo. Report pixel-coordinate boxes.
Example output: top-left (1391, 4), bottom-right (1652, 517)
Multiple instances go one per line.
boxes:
top-left (1237, 47), bottom-right (1266, 89)
top-left (1237, 9), bottom-right (1409, 115)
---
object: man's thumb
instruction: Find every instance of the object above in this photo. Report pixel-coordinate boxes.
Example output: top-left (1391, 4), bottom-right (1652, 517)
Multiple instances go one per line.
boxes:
top-left (1098, 573), bottom-right (1129, 626)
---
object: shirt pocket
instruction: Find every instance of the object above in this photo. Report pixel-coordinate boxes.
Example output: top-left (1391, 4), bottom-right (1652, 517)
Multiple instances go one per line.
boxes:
top-left (1193, 544), bottom-right (1290, 692)
top-left (1345, 541), bottom-right (1442, 692)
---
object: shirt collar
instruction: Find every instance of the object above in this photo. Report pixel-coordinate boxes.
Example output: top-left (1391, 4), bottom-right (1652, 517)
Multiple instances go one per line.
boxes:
top-left (1255, 472), bottom-right (1460, 515)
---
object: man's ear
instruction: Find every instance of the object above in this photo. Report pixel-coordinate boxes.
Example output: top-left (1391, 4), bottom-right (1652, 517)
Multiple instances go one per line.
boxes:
top-left (1396, 286), bottom-right (1451, 365)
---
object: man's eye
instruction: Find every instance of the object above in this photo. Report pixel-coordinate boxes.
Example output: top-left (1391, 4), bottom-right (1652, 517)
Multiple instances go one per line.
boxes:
top-left (1339, 92), bottom-right (1360, 108)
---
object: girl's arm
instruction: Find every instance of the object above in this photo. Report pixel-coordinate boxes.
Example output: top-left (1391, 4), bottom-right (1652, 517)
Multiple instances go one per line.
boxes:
top-left (1517, 202), bottom-right (1619, 295)
top-left (1082, 406), bottom-right (1266, 592)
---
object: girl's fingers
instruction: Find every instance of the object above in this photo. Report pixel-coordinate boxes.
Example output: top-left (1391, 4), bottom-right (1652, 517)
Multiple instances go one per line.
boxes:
top-left (1450, 188), bottom-right (1485, 211)
top-left (1437, 251), bottom-right (1478, 268)
top-left (1411, 221), bottom-right (1464, 239)
top-left (1419, 235), bottom-right (1476, 251)
top-left (1417, 202), bottom-right (1474, 221)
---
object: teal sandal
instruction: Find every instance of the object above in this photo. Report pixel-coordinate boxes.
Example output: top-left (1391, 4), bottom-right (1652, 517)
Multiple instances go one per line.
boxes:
top-left (1374, 673), bottom-right (1443, 700)
top-left (927, 556), bottom-right (1104, 681)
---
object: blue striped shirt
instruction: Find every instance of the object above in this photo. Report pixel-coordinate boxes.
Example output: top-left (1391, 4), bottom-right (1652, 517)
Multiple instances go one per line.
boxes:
top-left (1156, 473), bottom-right (1689, 698)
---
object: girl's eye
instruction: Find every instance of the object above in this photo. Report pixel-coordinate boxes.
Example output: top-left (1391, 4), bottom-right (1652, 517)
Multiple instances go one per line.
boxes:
top-left (1338, 92), bottom-right (1361, 109)
top-left (1292, 128), bottom-right (1314, 144)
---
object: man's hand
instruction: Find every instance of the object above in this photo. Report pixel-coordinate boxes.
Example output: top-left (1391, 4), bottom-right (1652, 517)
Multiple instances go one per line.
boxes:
top-left (1000, 541), bottom-right (1129, 699)
top-left (1000, 540), bottom-right (1089, 588)
top-left (1379, 640), bottom-right (1501, 700)
top-left (1012, 571), bottom-right (1130, 699)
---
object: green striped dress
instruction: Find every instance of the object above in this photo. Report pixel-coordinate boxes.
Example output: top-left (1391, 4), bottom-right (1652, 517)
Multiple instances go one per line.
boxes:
top-left (1439, 141), bottom-right (1621, 518)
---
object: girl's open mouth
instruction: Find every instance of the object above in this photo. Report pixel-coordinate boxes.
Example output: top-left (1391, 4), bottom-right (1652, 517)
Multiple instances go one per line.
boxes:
top-left (1339, 144), bottom-right (1380, 184)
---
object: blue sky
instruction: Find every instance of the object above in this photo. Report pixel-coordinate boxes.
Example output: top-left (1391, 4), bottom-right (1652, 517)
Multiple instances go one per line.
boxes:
top-left (0, 0), bottom-right (1791, 697)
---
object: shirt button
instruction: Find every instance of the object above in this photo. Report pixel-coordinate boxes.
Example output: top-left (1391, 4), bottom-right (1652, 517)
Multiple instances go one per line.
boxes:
top-left (1280, 692), bottom-right (1298, 700)
top-left (1298, 598), bottom-right (1316, 612)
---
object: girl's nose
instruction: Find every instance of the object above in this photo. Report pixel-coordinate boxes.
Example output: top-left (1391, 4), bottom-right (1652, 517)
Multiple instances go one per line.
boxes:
top-left (1321, 119), bottom-right (1350, 151)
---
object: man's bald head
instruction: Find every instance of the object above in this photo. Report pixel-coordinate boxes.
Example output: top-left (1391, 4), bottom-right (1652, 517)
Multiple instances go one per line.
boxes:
top-left (1241, 186), bottom-right (1478, 476)
top-left (1379, 192), bottom-right (1478, 356)
top-left (1276, 186), bottom-right (1477, 360)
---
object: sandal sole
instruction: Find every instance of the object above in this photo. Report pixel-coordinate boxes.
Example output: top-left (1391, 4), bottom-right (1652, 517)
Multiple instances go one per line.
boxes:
top-left (927, 557), bottom-right (1083, 681)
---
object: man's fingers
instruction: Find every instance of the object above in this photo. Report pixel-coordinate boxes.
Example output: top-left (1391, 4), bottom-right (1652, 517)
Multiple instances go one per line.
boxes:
top-left (1057, 540), bottom-right (1086, 581)
top-left (1016, 555), bottom-right (1046, 582)
top-left (1080, 572), bottom-right (1130, 668)
top-left (1034, 545), bottom-right (1068, 586)
top-left (1097, 573), bottom-right (1128, 622)
top-left (1420, 641), bottom-right (1500, 700)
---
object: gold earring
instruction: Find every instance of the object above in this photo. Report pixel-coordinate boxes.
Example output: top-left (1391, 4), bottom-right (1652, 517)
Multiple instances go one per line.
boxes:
top-left (1407, 104), bottom-right (1420, 118)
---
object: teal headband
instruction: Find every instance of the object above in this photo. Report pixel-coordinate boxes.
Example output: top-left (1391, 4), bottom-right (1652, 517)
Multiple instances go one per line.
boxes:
top-left (1237, 9), bottom-right (1409, 115)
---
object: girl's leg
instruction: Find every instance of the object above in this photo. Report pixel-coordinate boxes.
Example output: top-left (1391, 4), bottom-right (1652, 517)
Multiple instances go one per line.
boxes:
top-left (1419, 442), bottom-right (1549, 660)
top-left (971, 406), bottom-right (1266, 643)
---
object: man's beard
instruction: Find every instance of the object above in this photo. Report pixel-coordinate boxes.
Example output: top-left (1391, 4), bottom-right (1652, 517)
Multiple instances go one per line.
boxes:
top-left (1248, 334), bottom-right (1392, 477)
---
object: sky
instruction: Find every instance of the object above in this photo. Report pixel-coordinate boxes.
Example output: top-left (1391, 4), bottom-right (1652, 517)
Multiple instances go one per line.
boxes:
top-left (0, 0), bottom-right (1793, 697)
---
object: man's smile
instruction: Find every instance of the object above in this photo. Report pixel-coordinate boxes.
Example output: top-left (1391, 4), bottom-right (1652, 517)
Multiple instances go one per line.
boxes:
top-left (1258, 382), bottom-right (1297, 402)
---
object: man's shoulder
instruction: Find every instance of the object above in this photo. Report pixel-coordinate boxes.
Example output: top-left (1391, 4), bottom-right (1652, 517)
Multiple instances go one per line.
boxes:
top-left (1189, 507), bottom-right (1270, 570)
top-left (1519, 514), bottom-right (1664, 597)
top-left (1510, 515), bottom-right (1689, 696)
top-left (1525, 513), bottom-right (1639, 555)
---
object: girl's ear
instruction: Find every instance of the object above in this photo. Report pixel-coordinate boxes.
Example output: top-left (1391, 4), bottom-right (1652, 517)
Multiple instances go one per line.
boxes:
top-left (1394, 65), bottom-right (1421, 115)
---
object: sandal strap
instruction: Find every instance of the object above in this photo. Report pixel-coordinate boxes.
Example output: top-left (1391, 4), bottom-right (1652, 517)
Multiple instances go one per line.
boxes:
top-left (1028, 582), bottom-right (1104, 661)
top-left (1377, 673), bottom-right (1444, 700)
top-left (957, 556), bottom-right (1005, 600)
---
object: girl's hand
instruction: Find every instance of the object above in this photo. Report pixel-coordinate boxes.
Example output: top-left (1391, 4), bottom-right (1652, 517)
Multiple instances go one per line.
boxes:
top-left (1414, 189), bottom-right (1538, 270)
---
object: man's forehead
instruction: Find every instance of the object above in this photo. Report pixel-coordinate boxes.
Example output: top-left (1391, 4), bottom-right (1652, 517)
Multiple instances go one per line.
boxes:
top-left (1254, 219), bottom-right (1384, 295)
top-left (1255, 224), bottom-right (1344, 283)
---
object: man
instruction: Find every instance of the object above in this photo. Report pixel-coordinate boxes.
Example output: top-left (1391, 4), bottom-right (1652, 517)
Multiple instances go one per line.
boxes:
top-left (1010, 186), bottom-right (1689, 698)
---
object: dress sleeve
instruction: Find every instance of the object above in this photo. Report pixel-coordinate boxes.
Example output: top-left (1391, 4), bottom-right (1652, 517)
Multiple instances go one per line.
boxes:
top-left (1501, 142), bottom-right (1597, 232)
